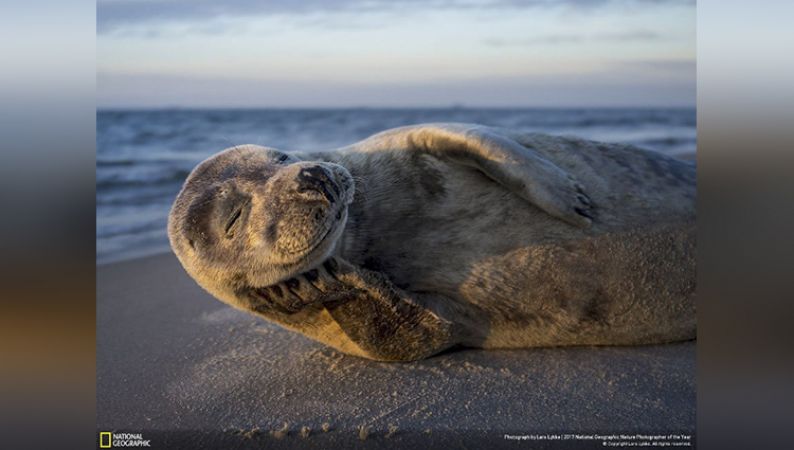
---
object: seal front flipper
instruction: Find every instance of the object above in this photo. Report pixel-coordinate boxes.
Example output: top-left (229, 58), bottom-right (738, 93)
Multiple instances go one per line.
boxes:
top-left (347, 123), bottom-right (593, 227)
top-left (313, 258), bottom-right (457, 361)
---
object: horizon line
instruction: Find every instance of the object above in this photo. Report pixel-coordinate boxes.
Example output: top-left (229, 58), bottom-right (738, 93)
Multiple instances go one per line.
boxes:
top-left (97, 105), bottom-right (696, 111)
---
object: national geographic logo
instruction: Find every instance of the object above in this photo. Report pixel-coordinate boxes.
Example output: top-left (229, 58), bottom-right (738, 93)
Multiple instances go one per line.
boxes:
top-left (99, 432), bottom-right (151, 448)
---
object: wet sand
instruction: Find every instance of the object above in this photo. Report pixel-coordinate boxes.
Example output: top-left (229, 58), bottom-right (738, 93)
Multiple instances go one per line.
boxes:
top-left (97, 252), bottom-right (695, 449)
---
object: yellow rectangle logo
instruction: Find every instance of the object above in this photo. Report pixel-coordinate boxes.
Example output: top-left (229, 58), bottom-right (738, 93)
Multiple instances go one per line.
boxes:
top-left (99, 432), bottom-right (112, 448)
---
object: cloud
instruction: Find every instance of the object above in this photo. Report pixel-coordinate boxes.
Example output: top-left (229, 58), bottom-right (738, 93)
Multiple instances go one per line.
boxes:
top-left (484, 35), bottom-right (585, 46)
top-left (97, 0), bottom-right (442, 33)
top-left (616, 58), bottom-right (696, 73)
top-left (97, 0), bottom-right (695, 34)
top-left (484, 30), bottom-right (662, 46)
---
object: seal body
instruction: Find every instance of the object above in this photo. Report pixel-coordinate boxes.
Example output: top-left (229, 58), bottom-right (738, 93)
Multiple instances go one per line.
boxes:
top-left (168, 124), bottom-right (696, 361)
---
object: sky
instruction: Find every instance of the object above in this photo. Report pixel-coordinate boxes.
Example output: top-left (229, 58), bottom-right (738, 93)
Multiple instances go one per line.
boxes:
top-left (96, 0), bottom-right (696, 108)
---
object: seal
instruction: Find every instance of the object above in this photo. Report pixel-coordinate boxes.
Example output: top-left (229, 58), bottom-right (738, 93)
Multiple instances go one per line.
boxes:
top-left (168, 123), bottom-right (696, 361)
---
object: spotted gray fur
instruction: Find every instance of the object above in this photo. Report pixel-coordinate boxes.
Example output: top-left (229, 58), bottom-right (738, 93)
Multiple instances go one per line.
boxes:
top-left (168, 123), bottom-right (696, 361)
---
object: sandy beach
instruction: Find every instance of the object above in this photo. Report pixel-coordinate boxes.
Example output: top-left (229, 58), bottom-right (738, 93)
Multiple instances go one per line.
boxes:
top-left (97, 252), bottom-right (695, 449)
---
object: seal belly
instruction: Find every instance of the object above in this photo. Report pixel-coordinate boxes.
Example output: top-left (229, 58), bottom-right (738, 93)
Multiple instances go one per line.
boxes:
top-left (458, 223), bottom-right (696, 347)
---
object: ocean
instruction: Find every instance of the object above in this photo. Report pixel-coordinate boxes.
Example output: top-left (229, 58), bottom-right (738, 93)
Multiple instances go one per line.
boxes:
top-left (96, 108), bottom-right (696, 264)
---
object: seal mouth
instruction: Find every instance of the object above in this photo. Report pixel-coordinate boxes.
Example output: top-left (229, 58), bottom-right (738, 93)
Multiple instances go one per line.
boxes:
top-left (307, 207), bottom-right (347, 253)
top-left (281, 169), bottom-right (352, 257)
top-left (277, 205), bottom-right (348, 261)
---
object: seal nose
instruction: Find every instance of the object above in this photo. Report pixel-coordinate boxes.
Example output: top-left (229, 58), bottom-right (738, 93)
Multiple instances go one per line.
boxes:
top-left (296, 166), bottom-right (339, 204)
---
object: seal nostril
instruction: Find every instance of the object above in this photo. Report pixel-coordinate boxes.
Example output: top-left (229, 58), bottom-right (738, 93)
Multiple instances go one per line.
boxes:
top-left (314, 210), bottom-right (323, 221)
top-left (336, 211), bottom-right (342, 220)
top-left (297, 166), bottom-right (337, 204)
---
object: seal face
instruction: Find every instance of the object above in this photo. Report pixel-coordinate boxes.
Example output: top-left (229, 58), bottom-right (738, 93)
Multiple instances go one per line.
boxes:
top-left (168, 124), bottom-right (696, 361)
top-left (168, 145), bottom-right (355, 308)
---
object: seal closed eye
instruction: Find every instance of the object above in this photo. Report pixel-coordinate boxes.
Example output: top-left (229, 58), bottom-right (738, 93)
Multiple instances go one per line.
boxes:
top-left (225, 207), bottom-right (243, 235)
top-left (169, 124), bottom-right (696, 361)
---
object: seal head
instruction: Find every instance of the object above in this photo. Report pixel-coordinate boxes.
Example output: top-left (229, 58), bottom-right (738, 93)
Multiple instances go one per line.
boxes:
top-left (168, 144), bottom-right (355, 308)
